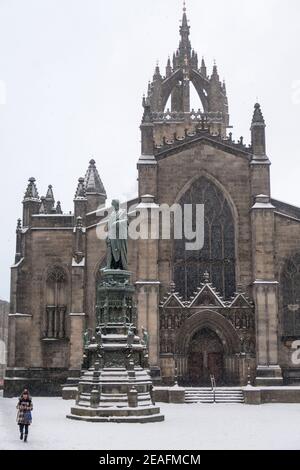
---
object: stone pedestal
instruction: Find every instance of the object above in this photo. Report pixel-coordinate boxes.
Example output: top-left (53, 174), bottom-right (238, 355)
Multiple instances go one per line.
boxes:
top-left (67, 269), bottom-right (164, 423)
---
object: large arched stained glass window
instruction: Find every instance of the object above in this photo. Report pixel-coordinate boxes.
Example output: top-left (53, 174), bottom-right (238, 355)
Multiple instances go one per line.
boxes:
top-left (281, 254), bottom-right (300, 337)
top-left (173, 176), bottom-right (236, 300)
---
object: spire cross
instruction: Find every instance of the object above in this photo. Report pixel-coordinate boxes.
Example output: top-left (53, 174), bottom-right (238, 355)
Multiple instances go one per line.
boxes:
top-left (183, 0), bottom-right (186, 13)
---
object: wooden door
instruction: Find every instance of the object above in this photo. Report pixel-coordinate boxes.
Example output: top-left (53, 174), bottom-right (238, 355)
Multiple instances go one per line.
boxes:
top-left (188, 352), bottom-right (203, 385)
top-left (208, 352), bottom-right (223, 385)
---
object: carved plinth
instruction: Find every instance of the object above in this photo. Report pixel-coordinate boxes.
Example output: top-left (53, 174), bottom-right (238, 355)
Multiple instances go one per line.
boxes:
top-left (67, 269), bottom-right (164, 423)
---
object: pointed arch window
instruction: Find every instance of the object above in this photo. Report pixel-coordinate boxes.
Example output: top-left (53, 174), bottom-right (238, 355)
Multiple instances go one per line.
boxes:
top-left (281, 254), bottom-right (300, 337)
top-left (44, 266), bottom-right (67, 339)
top-left (173, 176), bottom-right (236, 300)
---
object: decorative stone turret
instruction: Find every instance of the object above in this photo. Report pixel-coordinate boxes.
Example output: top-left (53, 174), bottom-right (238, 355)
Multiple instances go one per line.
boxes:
top-left (250, 103), bottom-right (271, 198)
top-left (22, 177), bottom-right (40, 226)
top-left (15, 219), bottom-right (22, 264)
top-left (251, 103), bottom-right (267, 159)
top-left (45, 185), bottom-right (55, 213)
top-left (74, 177), bottom-right (87, 220)
top-left (84, 159), bottom-right (107, 213)
top-left (56, 201), bottom-right (62, 214)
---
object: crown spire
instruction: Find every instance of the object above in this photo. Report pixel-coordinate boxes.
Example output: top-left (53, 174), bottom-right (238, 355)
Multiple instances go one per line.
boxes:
top-left (182, 0), bottom-right (187, 25)
top-left (179, 0), bottom-right (191, 58)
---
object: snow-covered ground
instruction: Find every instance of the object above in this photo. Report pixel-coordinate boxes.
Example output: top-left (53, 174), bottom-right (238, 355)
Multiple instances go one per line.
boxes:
top-left (1, 394), bottom-right (300, 450)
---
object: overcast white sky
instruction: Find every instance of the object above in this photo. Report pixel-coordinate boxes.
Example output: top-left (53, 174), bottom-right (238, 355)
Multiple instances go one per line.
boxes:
top-left (0, 0), bottom-right (300, 301)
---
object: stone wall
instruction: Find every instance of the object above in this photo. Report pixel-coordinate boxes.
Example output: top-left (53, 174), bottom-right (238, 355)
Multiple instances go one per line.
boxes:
top-left (274, 212), bottom-right (300, 378)
top-left (0, 300), bottom-right (9, 386)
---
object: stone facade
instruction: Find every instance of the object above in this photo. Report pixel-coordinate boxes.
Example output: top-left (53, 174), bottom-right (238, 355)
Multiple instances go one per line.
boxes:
top-left (0, 300), bottom-right (9, 386)
top-left (4, 7), bottom-right (300, 396)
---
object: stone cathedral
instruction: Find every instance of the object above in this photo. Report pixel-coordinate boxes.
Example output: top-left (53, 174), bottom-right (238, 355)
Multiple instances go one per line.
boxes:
top-left (5, 7), bottom-right (300, 396)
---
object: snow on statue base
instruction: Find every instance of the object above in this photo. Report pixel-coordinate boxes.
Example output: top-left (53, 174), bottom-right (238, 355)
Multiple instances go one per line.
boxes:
top-left (66, 269), bottom-right (164, 423)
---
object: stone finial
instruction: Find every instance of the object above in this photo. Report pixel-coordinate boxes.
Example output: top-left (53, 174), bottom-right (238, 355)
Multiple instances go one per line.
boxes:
top-left (200, 56), bottom-right (207, 77)
top-left (142, 97), bottom-right (152, 123)
top-left (236, 284), bottom-right (244, 294)
top-left (56, 201), bottom-right (62, 214)
top-left (153, 62), bottom-right (161, 80)
top-left (251, 103), bottom-right (267, 160)
top-left (74, 177), bottom-right (87, 200)
top-left (16, 218), bottom-right (22, 231)
top-left (45, 184), bottom-right (55, 212)
top-left (166, 56), bottom-right (172, 77)
top-left (24, 177), bottom-right (39, 201)
top-left (46, 184), bottom-right (54, 200)
top-left (39, 196), bottom-right (46, 214)
top-left (170, 280), bottom-right (176, 294)
top-left (252, 102), bottom-right (265, 125)
top-left (181, 0), bottom-right (189, 29)
top-left (211, 60), bottom-right (219, 80)
top-left (84, 159), bottom-right (106, 197)
top-left (203, 271), bottom-right (210, 283)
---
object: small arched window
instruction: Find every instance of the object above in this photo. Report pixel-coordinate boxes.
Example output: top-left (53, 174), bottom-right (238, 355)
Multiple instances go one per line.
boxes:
top-left (44, 266), bottom-right (67, 339)
top-left (281, 254), bottom-right (300, 337)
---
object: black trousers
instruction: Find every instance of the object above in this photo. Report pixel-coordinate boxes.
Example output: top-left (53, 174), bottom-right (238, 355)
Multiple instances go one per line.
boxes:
top-left (19, 424), bottom-right (29, 435)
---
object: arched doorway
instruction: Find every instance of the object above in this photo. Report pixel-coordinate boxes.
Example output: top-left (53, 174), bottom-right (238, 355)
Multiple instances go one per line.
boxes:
top-left (187, 328), bottom-right (224, 386)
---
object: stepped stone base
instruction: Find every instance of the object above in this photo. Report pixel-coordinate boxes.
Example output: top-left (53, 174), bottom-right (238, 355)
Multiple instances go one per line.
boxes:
top-left (255, 365), bottom-right (283, 386)
top-left (67, 405), bottom-right (164, 423)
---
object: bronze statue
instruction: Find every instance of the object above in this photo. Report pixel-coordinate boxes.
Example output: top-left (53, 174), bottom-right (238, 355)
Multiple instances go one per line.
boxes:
top-left (106, 199), bottom-right (128, 270)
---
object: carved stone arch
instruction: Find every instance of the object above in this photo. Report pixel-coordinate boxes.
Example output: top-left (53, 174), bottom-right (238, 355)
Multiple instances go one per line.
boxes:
top-left (174, 170), bottom-right (239, 224)
top-left (172, 172), bottom-right (238, 300)
top-left (189, 69), bottom-right (209, 111)
top-left (161, 69), bottom-right (209, 112)
top-left (176, 310), bottom-right (241, 356)
top-left (161, 69), bottom-right (183, 111)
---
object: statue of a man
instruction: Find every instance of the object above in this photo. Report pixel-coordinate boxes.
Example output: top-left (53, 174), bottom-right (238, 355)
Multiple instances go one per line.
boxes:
top-left (83, 330), bottom-right (89, 349)
top-left (141, 327), bottom-right (149, 350)
top-left (95, 326), bottom-right (103, 348)
top-left (106, 199), bottom-right (128, 270)
top-left (127, 324), bottom-right (135, 348)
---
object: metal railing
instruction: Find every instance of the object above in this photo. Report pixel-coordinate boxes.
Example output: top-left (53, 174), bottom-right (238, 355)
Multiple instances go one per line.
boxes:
top-left (210, 374), bottom-right (216, 403)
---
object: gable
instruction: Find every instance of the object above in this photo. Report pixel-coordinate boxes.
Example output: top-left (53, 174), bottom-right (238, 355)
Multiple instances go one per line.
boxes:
top-left (190, 284), bottom-right (224, 308)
